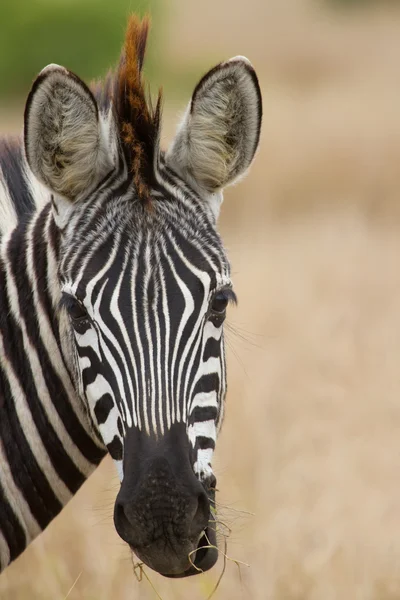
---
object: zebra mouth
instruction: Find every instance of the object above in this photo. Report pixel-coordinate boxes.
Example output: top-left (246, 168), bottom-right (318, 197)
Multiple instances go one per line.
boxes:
top-left (123, 471), bottom-right (219, 578)
top-left (163, 523), bottom-right (218, 578)
top-left (130, 523), bottom-right (218, 579)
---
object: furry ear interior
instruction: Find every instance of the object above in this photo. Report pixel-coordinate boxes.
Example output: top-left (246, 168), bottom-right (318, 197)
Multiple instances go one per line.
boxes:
top-left (166, 57), bottom-right (262, 203)
top-left (24, 64), bottom-right (113, 200)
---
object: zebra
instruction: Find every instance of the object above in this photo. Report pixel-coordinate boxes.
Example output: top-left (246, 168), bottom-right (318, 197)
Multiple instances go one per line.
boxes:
top-left (0, 15), bottom-right (262, 578)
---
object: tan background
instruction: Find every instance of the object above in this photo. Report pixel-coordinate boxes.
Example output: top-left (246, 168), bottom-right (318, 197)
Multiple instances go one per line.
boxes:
top-left (2, 1), bottom-right (400, 598)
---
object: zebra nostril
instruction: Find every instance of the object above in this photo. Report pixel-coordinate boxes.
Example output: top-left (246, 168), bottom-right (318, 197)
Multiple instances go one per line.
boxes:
top-left (207, 474), bottom-right (217, 491)
top-left (189, 490), bottom-right (210, 539)
top-left (114, 500), bottom-right (135, 545)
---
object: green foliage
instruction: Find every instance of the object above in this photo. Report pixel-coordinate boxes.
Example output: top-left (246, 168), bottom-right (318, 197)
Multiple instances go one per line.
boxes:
top-left (0, 0), bottom-right (159, 99)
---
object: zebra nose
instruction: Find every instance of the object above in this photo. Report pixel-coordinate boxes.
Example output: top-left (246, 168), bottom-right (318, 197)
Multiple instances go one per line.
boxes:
top-left (113, 484), bottom-right (210, 548)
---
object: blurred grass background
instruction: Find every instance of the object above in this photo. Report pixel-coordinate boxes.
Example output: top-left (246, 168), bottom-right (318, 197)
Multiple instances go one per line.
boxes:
top-left (3, 0), bottom-right (400, 599)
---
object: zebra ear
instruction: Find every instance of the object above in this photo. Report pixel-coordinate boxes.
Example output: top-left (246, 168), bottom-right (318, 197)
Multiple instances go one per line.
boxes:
top-left (166, 57), bottom-right (262, 217)
top-left (24, 64), bottom-right (113, 202)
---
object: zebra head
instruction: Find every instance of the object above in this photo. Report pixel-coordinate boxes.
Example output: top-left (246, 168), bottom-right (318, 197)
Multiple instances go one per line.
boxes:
top-left (23, 18), bottom-right (261, 577)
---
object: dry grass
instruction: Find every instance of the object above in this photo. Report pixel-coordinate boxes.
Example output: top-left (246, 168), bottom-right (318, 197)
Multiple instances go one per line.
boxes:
top-left (3, 0), bottom-right (400, 598)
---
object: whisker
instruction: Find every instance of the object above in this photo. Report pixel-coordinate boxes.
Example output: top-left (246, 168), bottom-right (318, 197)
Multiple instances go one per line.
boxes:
top-left (225, 335), bottom-right (250, 381)
top-left (63, 571), bottom-right (83, 600)
top-left (225, 320), bottom-right (265, 349)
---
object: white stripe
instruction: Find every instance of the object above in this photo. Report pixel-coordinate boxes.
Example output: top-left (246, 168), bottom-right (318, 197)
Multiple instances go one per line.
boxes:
top-left (153, 248), bottom-right (164, 435)
top-left (201, 356), bottom-right (220, 376)
top-left (187, 420), bottom-right (216, 446)
top-left (0, 165), bottom-right (18, 234)
top-left (0, 530), bottom-right (10, 572)
top-left (85, 373), bottom-right (123, 442)
top-left (194, 449), bottom-right (214, 480)
top-left (76, 326), bottom-right (101, 356)
top-left (24, 161), bottom-right (50, 211)
top-left (203, 319), bottom-right (223, 341)
top-left (115, 460), bottom-right (123, 481)
top-left (158, 253), bottom-right (171, 430)
top-left (217, 334), bottom-right (226, 433)
top-left (190, 390), bottom-right (218, 412)
top-left (143, 238), bottom-right (158, 434)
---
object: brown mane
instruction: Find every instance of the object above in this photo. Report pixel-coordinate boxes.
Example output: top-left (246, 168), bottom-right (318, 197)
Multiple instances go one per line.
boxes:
top-left (93, 15), bottom-right (162, 203)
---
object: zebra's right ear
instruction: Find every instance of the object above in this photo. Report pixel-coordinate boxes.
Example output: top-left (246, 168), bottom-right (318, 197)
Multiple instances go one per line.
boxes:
top-left (24, 65), bottom-right (114, 204)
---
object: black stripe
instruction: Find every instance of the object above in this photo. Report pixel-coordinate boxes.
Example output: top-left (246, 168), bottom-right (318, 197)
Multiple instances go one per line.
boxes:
top-left (0, 479), bottom-right (26, 563)
top-left (190, 405), bottom-right (218, 423)
top-left (195, 436), bottom-right (216, 451)
top-left (32, 206), bottom-right (61, 344)
top-left (107, 436), bottom-right (123, 461)
top-left (192, 373), bottom-right (220, 397)
top-left (94, 394), bottom-right (114, 425)
top-left (203, 337), bottom-right (221, 362)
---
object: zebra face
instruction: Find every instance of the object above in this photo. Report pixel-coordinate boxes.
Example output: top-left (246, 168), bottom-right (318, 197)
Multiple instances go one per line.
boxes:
top-left (58, 211), bottom-right (234, 575)
top-left (24, 17), bottom-right (261, 578)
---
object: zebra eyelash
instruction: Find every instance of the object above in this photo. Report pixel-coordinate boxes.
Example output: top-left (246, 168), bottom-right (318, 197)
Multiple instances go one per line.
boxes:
top-left (211, 286), bottom-right (237, 306)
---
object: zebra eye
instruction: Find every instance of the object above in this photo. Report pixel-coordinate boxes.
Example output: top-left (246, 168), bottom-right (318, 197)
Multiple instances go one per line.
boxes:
top-left (62, 293), bottom-right (88, 322)
top-left (211, 292), bottom-right (229, 315)
top-left (210, 287), bottom-right (237, 318)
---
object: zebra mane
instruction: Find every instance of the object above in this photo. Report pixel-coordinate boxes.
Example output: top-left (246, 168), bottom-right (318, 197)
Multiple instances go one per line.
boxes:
top-left (93, 15), bottom-right (162, 204)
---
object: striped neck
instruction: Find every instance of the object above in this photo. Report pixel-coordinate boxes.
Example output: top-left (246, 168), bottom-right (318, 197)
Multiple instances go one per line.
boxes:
top-left (0, 203), bottom-right (106, 571)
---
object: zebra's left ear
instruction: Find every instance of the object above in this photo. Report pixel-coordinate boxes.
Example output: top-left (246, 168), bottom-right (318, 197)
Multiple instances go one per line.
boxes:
top-left (166, 57), bottom-right (262, 219)
top-left (24, 64), bottom-right (114, 203)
